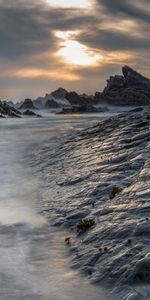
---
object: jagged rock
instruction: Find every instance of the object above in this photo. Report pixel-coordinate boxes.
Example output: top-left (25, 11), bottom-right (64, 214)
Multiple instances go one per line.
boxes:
top-left (104, 75), bottom-right (125, 92)
top-left (66, 92), bottom-right (83, 105)
top-left (66, 91), bottom-right (94, 106)
top-left (51, 88), bottom-right (67, 99)
top-left (4, 65), bottom-right (150, 110)
top-left (22, 109), bottom-right (42, 117)
top-left (0, 101), bottom-right (21, 117)
top-left (7, 101), bottom-right (15, 107)
top-left (16, 89), bottom-right (94, 110)
top-left (95, 66), bottom-right (150, 106)
top-left (122, 65), bottom-right (150, 89)
top-left (19, 98), bottom-right (36, 110)
top-left (45, 99), bottom-right (60, 108)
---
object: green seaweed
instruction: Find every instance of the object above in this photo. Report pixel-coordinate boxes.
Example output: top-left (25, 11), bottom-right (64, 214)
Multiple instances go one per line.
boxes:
top-left (109, 186), bottom-right (122, 199)
top-left (76, 218), bottom-right (95, 233)
top-left (65, 237), bottom-right (71, 245)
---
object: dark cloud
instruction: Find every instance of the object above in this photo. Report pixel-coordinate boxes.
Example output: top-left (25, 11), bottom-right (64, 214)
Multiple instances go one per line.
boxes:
top-left (0, 1), bottom-right (96, 61)
top-left (78, 28), bottom-right (150, 51)
top-left (97, 0), bottom-right (150, 22)
top-left (77, 1), bottom-right (150, 65)
top-left (0, 0), bottom-right (149, 99)
top-left (0, 6), bottom-right (55, 60)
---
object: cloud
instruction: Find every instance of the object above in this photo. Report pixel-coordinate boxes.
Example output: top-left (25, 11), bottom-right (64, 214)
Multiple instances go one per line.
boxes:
top-left (97, 0), bottom-right (150, 22)
top-left (77, 28), bottom-right (150, 51)
top-left (0, 0), bottom-right (96, 61)
top-left (0, 4), bottom-right (57, 61)
top-left (0, 0), bottom-right (149, 99)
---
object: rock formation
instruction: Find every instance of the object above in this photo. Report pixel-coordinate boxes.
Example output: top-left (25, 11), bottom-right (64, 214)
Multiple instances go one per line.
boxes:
top-left (22, 109), bottom-right (42, 117)
top-left (19, 98), bottom-right (36, 110)
top-left (45, 99), bottom-right (60, 108)
top-left (122, 65), bottom-right (150, 89)
top-left (0, 101), bottom-right (21, 117)
top-left (95, 66), bottom-right (150, 106)
top-left (66, 91), bottom-right (94, 106)
top-left (57, 104), bottom-right (107, 114)
top-left (51, 87), bottom-right (67, 99)
top-left (4, 66), bottom-right (150, 111)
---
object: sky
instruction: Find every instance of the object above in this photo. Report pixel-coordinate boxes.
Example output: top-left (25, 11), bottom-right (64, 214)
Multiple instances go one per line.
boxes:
top-left (0, 0), bottom-right (150, 101)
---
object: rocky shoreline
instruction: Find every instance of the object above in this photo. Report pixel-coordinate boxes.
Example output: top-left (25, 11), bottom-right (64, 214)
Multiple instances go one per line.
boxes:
top-left (0, 101), bottom-right (22, 118)
top-left (40, 107), bottom-right (150, 300)
top-left (2, 66), bottom-right (150, 115)
top-left (0, 101), bottom-right (41, 118)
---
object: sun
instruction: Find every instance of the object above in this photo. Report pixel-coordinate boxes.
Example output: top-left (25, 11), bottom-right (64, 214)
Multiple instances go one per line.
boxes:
top-left (57, 40), bottom-right (102, 66)
top-left (55, 31), bottom-right (103, 67)
top-left (45, 0), bottom-right (92, 8)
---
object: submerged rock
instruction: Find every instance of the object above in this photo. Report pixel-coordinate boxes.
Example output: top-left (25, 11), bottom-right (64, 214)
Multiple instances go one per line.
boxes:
top-left (23, 109), bottom-right (42, 117)
top-left (57, 105), bottom-right (107, 114)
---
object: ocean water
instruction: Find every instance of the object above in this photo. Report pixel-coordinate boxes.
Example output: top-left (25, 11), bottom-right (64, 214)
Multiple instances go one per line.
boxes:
top-left (0, 113), bottom-right (111, 300)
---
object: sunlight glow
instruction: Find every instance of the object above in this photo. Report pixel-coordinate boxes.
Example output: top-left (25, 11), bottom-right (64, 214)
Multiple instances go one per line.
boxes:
top-left (57, 40), bottom-right (102, 66)
top-left (9, 69), bottom-right (80, 81)
top-left (46, 0), bottom-right (92, 8)
top-left (55, 31), bottom-right (103, 66)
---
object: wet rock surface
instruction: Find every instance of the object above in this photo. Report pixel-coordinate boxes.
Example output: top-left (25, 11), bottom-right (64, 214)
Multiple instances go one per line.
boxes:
top-left (39, 107), bottom-right (150, 299)
top-left (22, 109), bottom-right (42, 117)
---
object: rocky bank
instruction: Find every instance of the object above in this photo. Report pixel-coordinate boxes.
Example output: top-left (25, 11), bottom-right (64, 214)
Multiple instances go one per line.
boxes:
top-left (40, 107), bottom-right (150, 299)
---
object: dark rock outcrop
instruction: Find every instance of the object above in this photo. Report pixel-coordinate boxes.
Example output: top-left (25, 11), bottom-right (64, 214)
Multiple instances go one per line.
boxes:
top-left (19, 98), bottom-right (36, 110)
top-left (66, 91), bottom-right (94, 106)
top-left (0, 114), bottom-right (6, 118)
top-left (0, 101), bottom-right (21, 117)
top-left (51, 87), bottom-right (67, 99)
top-left (45, 99), bottom-right (60, 108)
top-left (22, 109), bottom-right (42, 117)
top-left (95, 66), bottom-right (150, 106)
top-left (57, 105), bottom-right (106, 114)
top-left (122, 65), bottom-right (150, 89)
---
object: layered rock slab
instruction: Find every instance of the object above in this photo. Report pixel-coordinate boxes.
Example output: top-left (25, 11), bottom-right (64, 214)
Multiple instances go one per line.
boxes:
top-left (40, 107), bottom-right (150, 299)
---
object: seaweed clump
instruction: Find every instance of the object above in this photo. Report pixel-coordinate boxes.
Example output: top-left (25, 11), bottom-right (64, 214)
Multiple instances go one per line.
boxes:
top-left (109, 186), bottom-right (122, 200)
top-left (76, 218), bottom-right (95, 234)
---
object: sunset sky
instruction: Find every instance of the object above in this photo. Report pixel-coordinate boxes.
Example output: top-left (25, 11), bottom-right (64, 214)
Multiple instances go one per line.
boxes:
top-left (0, 0), bottom-right (150, 100)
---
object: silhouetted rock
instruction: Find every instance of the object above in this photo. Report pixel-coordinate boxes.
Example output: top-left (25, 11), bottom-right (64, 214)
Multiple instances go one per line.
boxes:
top-left (23, 109), bottom-right (42, 117)
top-left (66, 91), bottom-right (94, 106)
top-left (0, 101), bottom-right (21, 117)
top-left (51, 87), bottom-right (67, 99)
top-left (19, 98), bottom-right (36, 110)
top-left (57, 105), bottom-right (106, 114)
top-left (45, 99), bottom-right (60, 108)
top-left (122, 65), bottom-right (150, 89)
top-left (95, 66), bottom-right (150, 106)
top-left (66, 92), bottom-right (82, 105)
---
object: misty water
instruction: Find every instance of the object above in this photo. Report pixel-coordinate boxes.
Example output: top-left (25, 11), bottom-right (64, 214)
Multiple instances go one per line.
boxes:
top-left (0, 113), bottom-right (111, 300)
